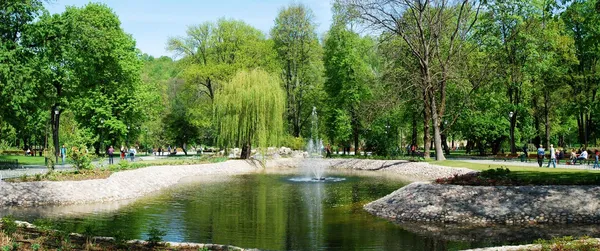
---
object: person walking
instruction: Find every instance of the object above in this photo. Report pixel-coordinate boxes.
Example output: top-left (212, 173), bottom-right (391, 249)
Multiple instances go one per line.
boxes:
top-left (167, 145), bottom-right (172, 155)
top-left (325, 144), bottom-right (332, 158)
top-left (547, 144), bottom-right (556, 168)
top-left (129, 146), bottom-right (136, 161)
top-left (594, 150), bottom-right (600, 169)
top-left (537, 144), bottom-right (545, 167)
top-left (120, 145), bottom-right (125, 160)
top-left (108, 146), bottom-right (114, 164)
top-left (60, 144), bottom-right (67, 165)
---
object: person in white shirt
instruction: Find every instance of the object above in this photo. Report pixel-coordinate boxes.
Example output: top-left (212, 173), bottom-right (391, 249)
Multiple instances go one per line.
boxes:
top-left (546, 144), bottom-right (556, 168)
top-left (575, 149), bottom-right (588, 165)
top-left (129, 146), bottom-right (137, 161)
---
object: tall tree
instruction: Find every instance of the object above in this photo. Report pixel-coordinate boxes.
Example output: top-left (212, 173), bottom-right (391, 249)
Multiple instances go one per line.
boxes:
top-left (31, 3), bottom-right (142, 157)
top-left (0, 0), bottom-right (47, 149)
top-left (340, 0), bottom-right (481, 160)
top-left (214, 69), bottom-right (285, 159)
top-left (323, 18), bottom-right (373, 156)
top-left (271, 4), bottom-right (324, 137)
top-left (167, 19), bottom-right (276, 102)
top-left (562, 0), bottom-right (600, 146)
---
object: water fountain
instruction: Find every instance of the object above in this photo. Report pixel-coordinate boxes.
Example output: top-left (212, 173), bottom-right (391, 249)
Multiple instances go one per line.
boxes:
top-left (290, 107), bottom-right (344, 183)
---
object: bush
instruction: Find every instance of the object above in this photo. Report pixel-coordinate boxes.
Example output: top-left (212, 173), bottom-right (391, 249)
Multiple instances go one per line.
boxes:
top-left (283, 136), bottom-right (305, 150)
top-left (70, 146), bottom-right (93, 170)
top-left (146, 225), bottom-right (166, 246)
top-left (436, 167), bottom-right (515, 186)
top-left (480, 167), bottom-right (510, 179)
top-left (1, 216), bottom-right (17, 238)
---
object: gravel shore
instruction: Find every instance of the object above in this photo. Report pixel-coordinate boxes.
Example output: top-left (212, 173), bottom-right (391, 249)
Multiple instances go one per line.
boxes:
top-left (0, 160), bottom-right (261, 207)
top-left (365, 182), bottom-right (600, 225)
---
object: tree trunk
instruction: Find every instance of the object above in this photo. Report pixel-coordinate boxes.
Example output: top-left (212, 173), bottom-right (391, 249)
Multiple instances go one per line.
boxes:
top-left (544, 90), bottom-right (550, 147)
top-left (423, 88), bottom-right (431, 159)
top-left (411, 112), bottom-right (417, 146)
top-left (430, 92), bottom-right (446, 161)
top-left (240, 143), bottom-right (251, 159)
top-left (466, 140), bottom-right (473, 154)
top-left (442, 132), bottom-right (450, 155)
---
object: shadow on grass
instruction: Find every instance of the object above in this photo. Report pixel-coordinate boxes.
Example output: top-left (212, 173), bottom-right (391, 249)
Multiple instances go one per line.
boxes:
top-left (509, 171), bottom-right (600, 185)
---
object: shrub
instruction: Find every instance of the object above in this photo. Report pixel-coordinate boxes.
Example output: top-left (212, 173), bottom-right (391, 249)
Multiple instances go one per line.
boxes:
top-left (69, 146), bottom-right (93, 170)
top-left (436, 167), bottom-right (515, 186)
top-left (146, 225), bottom-right (166, 246)
top-left (0, 216), bottom-right (17, 238)
top-left (283, 136), bottom-right (305, 150)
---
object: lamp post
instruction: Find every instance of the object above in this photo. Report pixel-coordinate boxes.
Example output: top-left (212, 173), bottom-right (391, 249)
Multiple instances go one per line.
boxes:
top-left (53, 106), bottom-right (60, 164)
top-left (100, 119), bottom-right (104, 156)
top-left (568, 127), bottom-right (571, 148)
top-left (509, 111), bottom-right (515, 154)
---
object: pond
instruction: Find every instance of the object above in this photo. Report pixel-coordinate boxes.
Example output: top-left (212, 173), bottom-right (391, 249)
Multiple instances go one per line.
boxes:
top-left (10, 173), bottom-right (525, 250)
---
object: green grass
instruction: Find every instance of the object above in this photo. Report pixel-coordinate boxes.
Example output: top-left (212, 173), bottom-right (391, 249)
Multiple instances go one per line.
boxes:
top-left (0, 155), bottom-right (46, 166)
top-left (433, 160), bottom-right (600, 185)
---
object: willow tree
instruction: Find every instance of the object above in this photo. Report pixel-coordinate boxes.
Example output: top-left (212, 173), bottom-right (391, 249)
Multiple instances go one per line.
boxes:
top-left (214, 69), bottom-right (285, 159)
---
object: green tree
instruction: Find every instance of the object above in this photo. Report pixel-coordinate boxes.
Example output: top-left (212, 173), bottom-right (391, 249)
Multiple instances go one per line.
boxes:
top-left (0, 0), bottom-right (47, 150)
top-left (323, 19), bottom-right (373, 155)
top-left (340, 0), bottom-right (482, 160)
top-left (562, 0), bottom-right (600, 146)
top-left (214, 69), bottom-right (285, 159)
top-left (271, 4), bottom-right (325, 138)
top-left (31, 3), bottom-right (142, 157)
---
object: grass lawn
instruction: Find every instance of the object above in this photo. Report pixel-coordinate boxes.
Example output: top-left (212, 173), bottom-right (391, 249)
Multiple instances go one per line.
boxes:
top-left (0, 155), bottom-right (46, 166)
top-left (433, 160), bottom-right (600, 185)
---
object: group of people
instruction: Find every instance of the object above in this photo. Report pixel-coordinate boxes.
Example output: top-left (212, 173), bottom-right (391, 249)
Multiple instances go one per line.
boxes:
top-left (154, 145), bottom-right (175, 156)
top-left (529, 144), bottom-right (600, 168)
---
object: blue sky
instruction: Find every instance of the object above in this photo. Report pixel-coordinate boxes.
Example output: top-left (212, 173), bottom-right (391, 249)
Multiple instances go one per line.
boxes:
top-left (45, 0), bottom-right (333, 58)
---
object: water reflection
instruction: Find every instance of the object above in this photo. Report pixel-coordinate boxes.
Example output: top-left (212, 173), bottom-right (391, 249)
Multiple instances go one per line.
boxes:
top-left (3, 173), bottom-right (593, 250)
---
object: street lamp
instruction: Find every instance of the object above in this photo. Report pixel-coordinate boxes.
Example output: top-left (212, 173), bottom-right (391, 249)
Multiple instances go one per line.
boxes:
top-left (568, 127), bottom-right (571, 148)
top-left (100, 119), bottom-right (104, 156)
top-left (508, 111), bottom-right (515, 154)
top-left (53, 106), bottom-right (60, 164)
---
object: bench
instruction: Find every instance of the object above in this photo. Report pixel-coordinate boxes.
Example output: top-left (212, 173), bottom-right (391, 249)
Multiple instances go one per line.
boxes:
top-left (493, 153), bottom-right (520, 161)
top-left (0, 159), bottom-right (19, 170)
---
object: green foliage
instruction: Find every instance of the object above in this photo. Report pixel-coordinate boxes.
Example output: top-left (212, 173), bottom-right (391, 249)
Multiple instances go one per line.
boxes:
top-left (69, 147), bottom-right (93, 170)
top-left (0, 216), bottom-right (17, 237)
top-left (146, 225), bottom-right (166, 246)
top-left (271, 4), bottom-right (325, 137)
top-left (214, 69), bottom-right (285, 154)
top-left (283, 136), bottom-right (305, 150)
top-left (535, 236), bottom-right (600, 251)
top-left (323, 19), bottom-right (374, 150)
top-left (480, 167), bottom-right (511, 179)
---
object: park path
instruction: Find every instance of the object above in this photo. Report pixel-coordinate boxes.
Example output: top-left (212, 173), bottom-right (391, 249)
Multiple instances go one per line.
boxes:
top-left (0, 155), bottom-right (172, 180)
top-left (460, 158), bottom-right (600, 171)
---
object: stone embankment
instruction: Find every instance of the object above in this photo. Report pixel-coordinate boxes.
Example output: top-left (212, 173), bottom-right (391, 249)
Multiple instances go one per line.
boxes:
top-left (268, 158), bottom-right (474, 181)
top-left (365, 182), bottom-right (600, 225)
top-left (0, 160), bottom-right (261, 207)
